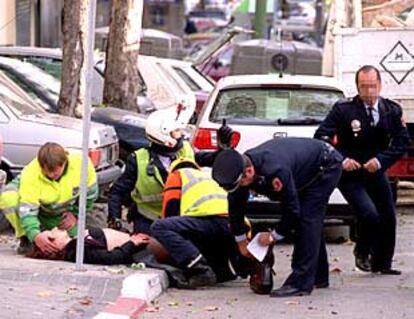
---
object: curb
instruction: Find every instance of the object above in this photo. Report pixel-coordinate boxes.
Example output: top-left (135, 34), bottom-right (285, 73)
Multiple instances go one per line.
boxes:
top-left (93, 271), bottom-right (168, 319)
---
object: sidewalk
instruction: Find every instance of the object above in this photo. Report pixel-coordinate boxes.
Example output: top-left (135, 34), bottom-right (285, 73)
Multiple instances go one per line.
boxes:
top-left (0, 235), bottom-right (168, 319)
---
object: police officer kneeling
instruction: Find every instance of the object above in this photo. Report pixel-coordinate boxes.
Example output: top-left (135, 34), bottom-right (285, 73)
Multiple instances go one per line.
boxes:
top-left (212, 137), bottom-right (343, 297)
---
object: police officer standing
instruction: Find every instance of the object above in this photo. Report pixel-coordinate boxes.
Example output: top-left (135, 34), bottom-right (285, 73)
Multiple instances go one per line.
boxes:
top-left (314, 65), bottom-right (410, 274)
top-left (212, 137), bottom-right (343, 297)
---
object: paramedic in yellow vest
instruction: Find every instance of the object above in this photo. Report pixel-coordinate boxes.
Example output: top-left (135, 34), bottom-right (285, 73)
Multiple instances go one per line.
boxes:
top-left (108, 106), bottom-right (195, 234)
top-left (18, 142), bottom-right (98, 255)
top-left (150, 158), bottom-right (251, 288)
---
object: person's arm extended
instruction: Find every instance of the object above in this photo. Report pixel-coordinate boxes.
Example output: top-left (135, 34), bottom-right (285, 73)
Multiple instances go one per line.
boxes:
top-left (162, 171), bottom-right (182, 218)
top-left (314, 103), bottom-right (343, 144)
top-left (376, 106), bottom-right (410, 170)
top-left (269, 169), bottom-right (300, 237)
top-left (108, 153), bottom-right (138, 221)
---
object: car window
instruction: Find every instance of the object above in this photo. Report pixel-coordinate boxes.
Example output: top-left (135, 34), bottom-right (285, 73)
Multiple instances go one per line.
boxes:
top-left (0, 83), bottom-right (44, 116)
top-left (0, 69), bottom-right (54, 112)
top-left (23, 57), bottom-right (62, 79)
top-left (172, 66), bottom-right (202, 91)
top-left (209, 87), bottom-right (343, 125)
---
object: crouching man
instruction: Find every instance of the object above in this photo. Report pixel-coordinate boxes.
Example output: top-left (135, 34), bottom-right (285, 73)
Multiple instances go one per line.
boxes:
top-left (151, 158), bottom-right (251, 288)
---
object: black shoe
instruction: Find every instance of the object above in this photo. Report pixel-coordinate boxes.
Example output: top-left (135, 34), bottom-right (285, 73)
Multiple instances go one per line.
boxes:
top-left (186, 256), bottom-right (217, 288)
top-left (314, 281), bottom-right (329, 289)
top-left (355, 254), bottom-right (371, 272)
top-left (17, 236), bottom-right (32, 255)
top-left (372, 268), bottom-right (401, 275)
top-left (269, 285), bottom-right (310, 298)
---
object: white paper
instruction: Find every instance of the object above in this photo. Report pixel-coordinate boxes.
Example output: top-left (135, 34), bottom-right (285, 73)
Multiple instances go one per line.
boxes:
top-left (247, 233), bottom-right (269, 262)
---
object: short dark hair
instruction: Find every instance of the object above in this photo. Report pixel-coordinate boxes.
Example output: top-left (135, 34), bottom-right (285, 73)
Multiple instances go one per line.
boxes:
top-left (355, 65), bottom-right (381, 86)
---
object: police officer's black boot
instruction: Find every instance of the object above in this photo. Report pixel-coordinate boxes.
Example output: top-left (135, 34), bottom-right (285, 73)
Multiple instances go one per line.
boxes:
top-left (354, 247), bottom-right (371, 272)
top-left (186, 256), bottom-right (217, 288)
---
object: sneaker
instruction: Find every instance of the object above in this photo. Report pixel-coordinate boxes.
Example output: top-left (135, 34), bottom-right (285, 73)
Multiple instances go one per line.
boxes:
top-left (186, 256), bottom-right (217, 288)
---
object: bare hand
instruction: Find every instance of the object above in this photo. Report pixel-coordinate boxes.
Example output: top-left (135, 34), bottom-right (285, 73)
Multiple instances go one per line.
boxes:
top-left (271, 177), bottom-right (283, 192)
top-left (34, 232), bottom-right (59, 255)
top-left (363, 158), bottom-right (380, 173)
top-left (342, 158), bottom-right (361, 171)
top-left (237, 239), bottom-right (252, 258)
top-left (59, 212), bottom-right (77, 230)
top-left (258, 232), bottom-right (274, 246)
top-left (130, 233), bottom-right (150, 246)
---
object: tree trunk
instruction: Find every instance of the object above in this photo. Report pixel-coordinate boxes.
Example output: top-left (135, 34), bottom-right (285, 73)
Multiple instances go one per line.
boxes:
top-left (103, 0), bottom-right (142, 112)
top-left (58, 0), bottom-right (88, 117)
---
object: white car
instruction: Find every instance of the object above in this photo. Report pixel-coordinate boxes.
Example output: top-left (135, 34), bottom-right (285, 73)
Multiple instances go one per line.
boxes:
top-left (192, 73), bottom-right (353, 227)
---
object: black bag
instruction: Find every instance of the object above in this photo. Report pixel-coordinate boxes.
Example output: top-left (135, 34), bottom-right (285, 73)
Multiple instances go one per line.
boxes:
top-left (249, 247), bottom-right (275, 295)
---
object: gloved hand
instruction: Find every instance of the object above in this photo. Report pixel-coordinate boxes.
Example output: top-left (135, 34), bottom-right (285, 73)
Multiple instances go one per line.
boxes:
top-left (217, 119), bottom-right (234, 149)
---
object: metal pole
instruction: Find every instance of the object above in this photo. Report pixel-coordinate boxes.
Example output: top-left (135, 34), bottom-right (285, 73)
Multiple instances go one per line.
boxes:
top-left (75, 0), bottom-right (97, 271)
top-left (253, 0), bottom-right (267, 39)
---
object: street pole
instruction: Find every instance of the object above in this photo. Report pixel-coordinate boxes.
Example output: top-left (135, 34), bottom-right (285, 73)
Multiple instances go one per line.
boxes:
top-left (254, 0), bottom-right (267, 39)
top-left (75, 0), bottom-right (96, 271)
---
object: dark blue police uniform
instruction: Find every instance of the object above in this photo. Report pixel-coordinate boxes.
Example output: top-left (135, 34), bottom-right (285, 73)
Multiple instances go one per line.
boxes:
top-left (314, 96), bottom-right (409, 272)
top-left (213, 138), bottom-right (343, 294)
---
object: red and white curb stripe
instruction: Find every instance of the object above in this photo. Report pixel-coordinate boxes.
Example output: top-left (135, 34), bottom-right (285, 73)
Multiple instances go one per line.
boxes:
top-left (94, 272), bottom-right (166, 319)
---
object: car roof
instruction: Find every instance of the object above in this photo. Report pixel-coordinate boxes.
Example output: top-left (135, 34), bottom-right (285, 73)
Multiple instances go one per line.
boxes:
top-left (0, 46), bottom-right (63, 59)
top-left (216, 74), bottom-right (345, 92)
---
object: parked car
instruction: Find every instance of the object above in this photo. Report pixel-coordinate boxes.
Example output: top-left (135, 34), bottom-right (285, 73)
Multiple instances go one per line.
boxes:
top-left (187, 7), bottom-right (232, 32)
top-left (0, 56), bottom-right (149, 158)
top-left (0, 69), bottom-right (121, 192)
top-left (192, 73), bottom-right (355, 232)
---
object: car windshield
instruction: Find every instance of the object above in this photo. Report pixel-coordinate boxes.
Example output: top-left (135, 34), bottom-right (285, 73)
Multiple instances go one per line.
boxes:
top-left (209, 87), bottom-right (343, 125)
top-left (0, 80), bottom-right (44, 116)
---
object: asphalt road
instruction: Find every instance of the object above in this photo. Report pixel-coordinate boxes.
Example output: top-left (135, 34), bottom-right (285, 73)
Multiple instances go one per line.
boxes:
top-left (141, 211), bottom-right (414, 319)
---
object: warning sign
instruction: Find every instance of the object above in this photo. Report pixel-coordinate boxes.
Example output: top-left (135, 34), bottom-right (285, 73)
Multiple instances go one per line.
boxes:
top-left (380, 41), bottom-right (414, 85)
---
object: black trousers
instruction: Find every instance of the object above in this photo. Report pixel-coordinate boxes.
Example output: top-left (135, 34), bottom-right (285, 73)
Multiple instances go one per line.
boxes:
top-left (151, 215), bottom-right (246, 282)
top-left (283, 162), bottom-right (342, 292)
top-left (339, 171), bottom-right (396, 270)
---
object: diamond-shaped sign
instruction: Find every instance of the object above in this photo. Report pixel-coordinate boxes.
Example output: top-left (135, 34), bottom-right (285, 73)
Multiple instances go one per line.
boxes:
top-left (380, 41), bottom-right (414, 85)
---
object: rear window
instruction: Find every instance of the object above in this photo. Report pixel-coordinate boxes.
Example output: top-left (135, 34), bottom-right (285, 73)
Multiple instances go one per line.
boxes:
top-left (209, 87), bottom-right (343, 125)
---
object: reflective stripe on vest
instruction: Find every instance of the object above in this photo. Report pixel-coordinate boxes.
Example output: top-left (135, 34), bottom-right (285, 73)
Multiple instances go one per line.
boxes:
top-left (132, 141), bottom-right (194, 220)
top-left (179, 168), bottom-right (228, 217)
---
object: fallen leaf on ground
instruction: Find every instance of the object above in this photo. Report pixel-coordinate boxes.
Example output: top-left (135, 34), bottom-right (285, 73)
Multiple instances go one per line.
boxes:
top-left (330, 267), bottom-right (342, 273)
top-left (185, 301), bottom-right (193, 306)
top-left (145, 307), bottom-right (159, 313)
top-left (37, 291), bottom-right (52, 297)
top-left (168, 301), bottom-right (179, 307)
top-left (333, 257), bottom-right (340, 262)
top-left (204, 306), bottom-right (219, 311)
top-left (285, 300), bottom-right (300, 305)
top-left (105, 267), bottom-right (125, 274)
top-left (79, 297), bottom-right (93, 305)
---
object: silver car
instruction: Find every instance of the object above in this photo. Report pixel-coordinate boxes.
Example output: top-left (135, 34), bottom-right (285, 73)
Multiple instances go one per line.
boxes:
top-left (0, 70), bottom-right (121, 188)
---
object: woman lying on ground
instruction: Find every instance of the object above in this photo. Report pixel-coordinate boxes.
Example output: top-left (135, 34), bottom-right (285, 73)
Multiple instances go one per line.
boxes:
top-left (26, 227), bottom-right (171, 265)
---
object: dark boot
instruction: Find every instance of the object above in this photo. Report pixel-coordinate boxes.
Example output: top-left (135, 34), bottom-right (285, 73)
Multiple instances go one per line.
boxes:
top-left (354, 247), bottom-right (371, 272)
top-left (186, 256), bottom-right (216, 288)
top-left (17, 236), bottom-right (32, 255)
top-left (249, 247), bottom-right (275, 295)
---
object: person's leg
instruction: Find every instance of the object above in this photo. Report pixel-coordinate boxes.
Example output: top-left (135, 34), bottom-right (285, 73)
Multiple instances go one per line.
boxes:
top-left (151, 216), bottom-right (217, 287)
top-left (339, 176), bottom-right (379, 271)
top-left (273, 164), bottom-right (341, 297)
top-left (366, 174), bottom-right (398, 273)
top-left (314, 234), bottom-right (329, 288)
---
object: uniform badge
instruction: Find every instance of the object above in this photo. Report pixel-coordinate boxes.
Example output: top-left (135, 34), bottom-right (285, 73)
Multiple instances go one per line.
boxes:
top-left (351, 119), bottom-right (361, 137)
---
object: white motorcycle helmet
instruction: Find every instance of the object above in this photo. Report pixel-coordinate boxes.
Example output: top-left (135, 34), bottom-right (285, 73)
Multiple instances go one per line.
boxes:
top-left (145, 104), bottom-right (190, 148)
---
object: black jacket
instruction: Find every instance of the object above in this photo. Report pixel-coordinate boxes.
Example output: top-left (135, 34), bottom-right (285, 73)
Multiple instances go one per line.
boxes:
top-left (64, 227), bottom-right (146, 265)
top-left (228, 138), bottom-right (343, 237)
top-left (314, 96), bottom-right (410, 172)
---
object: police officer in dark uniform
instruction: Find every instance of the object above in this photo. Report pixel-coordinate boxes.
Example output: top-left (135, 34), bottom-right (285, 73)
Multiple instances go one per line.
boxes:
top-left (314, 65), bottom-right (410, 274)
top-left (212, 137), bottom-right (343, 297)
